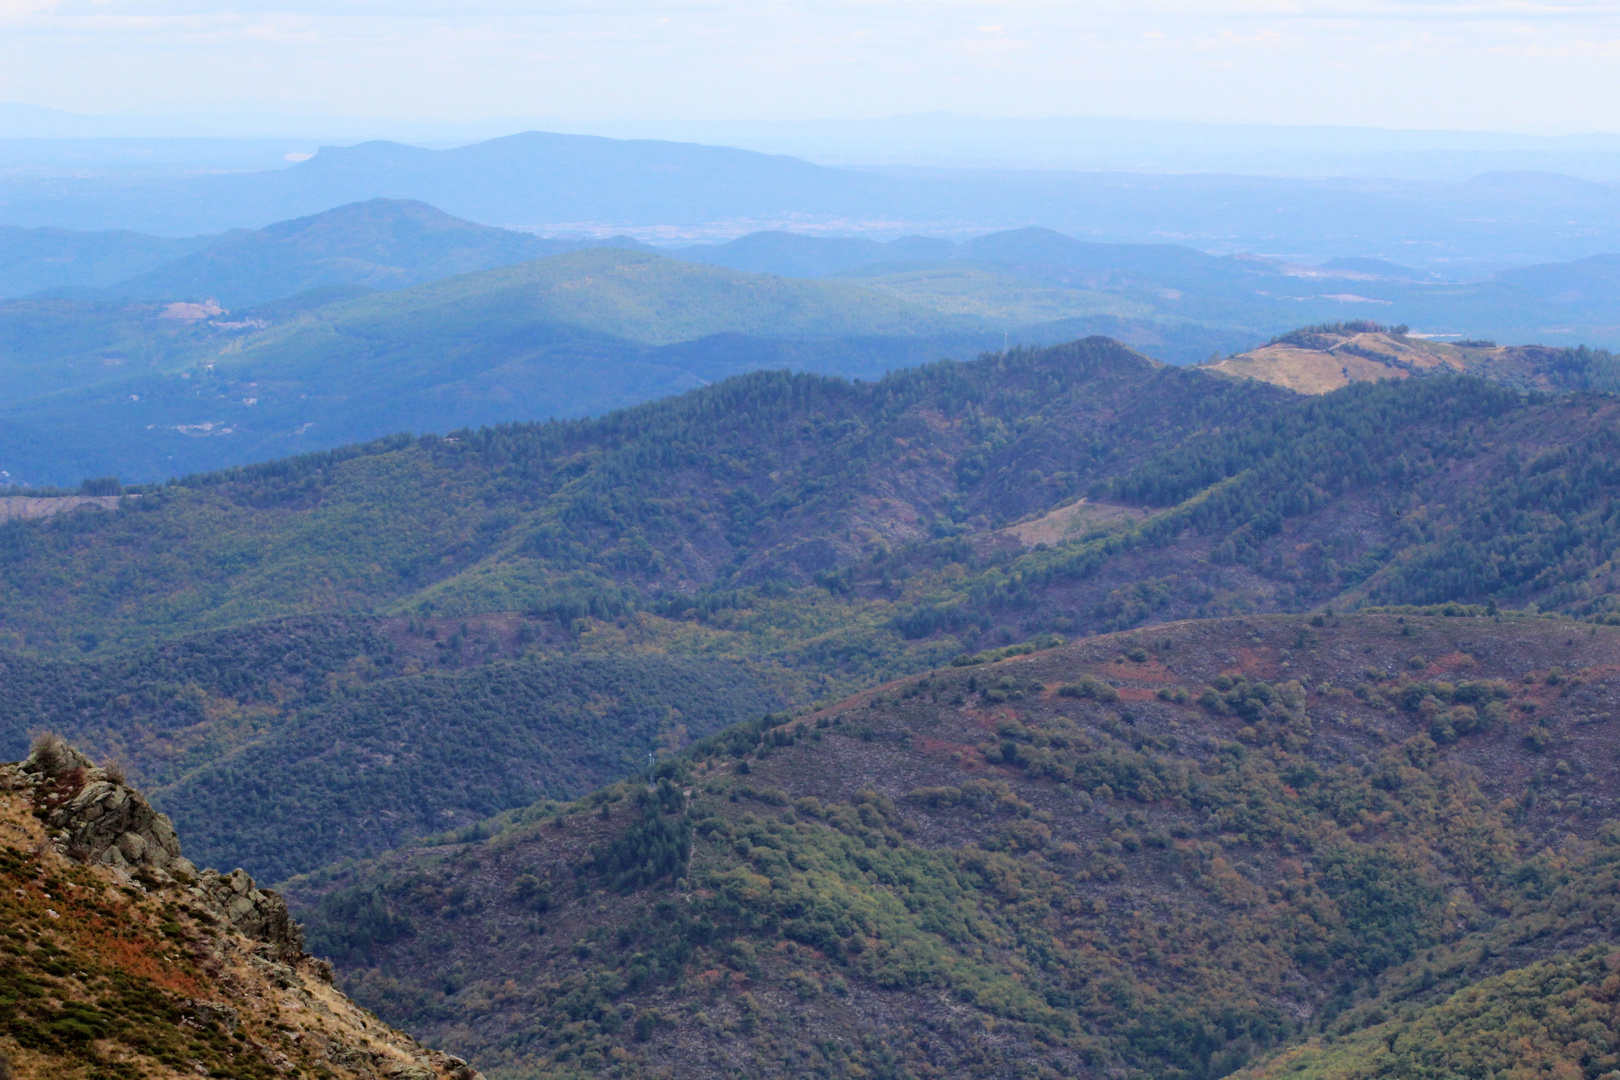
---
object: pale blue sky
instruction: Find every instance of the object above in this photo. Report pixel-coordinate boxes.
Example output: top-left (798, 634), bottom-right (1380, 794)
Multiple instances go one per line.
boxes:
top-left (6, 1), bottom-right (1620, 134)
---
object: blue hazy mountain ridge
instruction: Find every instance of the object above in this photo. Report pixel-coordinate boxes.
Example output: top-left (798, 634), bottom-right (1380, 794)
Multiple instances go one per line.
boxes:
top-left (0, 224), bottom-right (217, 297)
top-left (0, 247), bottom-right (1012, 485)
top-left (3, 130), bottom-right (1620, 274)
top-left (98, 198), bottom-right (595, 306)
top-left (0, 131), bottom-right (905, 235)
top-left (8, 211), bottom-right (1620, 487)
top-left (676, 225), bottom-right (1620, 346)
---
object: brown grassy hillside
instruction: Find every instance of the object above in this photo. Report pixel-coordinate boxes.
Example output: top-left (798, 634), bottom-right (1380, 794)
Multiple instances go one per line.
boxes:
top-left (286, 611), bottom-right (1620, 1080)
top-left (1203, 323), bottom-right (1608, 395)
top-left (0, 738), bottom-right (479, 1080)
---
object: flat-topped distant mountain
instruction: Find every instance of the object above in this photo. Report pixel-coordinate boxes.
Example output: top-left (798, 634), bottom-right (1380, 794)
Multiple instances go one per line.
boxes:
top-left (6, 130), bottom-right (1620, 272)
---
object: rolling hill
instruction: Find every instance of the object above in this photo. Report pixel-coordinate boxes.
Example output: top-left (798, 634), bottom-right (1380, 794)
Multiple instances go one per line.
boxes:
top-left (280, 610), bottom-right (1620, 1080)
top-left (14, 338), bottom-right (1620, 888)
top-left (0, 245), bottom-right (1006, 485)
top-left (690, 225), bottom-right (1620, 352)
top-left (102, 198), bottom-right (597, 306)
top-left (13, 201), bottom-right (1620, 487)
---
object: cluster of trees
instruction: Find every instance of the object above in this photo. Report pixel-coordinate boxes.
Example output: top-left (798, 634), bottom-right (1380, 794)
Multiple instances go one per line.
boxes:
top-left (288, 613), bottom-right (1619, 1080)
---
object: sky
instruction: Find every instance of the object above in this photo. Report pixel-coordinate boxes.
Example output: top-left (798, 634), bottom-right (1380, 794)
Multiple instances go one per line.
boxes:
top-left (4, 1), bottom-right (1620, 134)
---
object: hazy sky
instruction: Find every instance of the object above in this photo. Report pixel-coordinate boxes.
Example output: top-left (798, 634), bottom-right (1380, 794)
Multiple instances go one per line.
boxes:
top-left (5, 1), bottom-right (1620, 134)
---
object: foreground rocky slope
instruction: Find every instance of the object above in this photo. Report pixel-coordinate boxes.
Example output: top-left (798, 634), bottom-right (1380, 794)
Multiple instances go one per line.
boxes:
top-left (289, 611), bottom-right (1620, 1080)
top-left (0, 736), bottom-right (478, 1080)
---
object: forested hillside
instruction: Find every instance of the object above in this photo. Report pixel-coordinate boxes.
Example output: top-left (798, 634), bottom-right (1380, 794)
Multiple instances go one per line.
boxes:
top-left (17, 338), bottom-right (1620, 883)
top-left (0, 617), bottom-right (784, 880)
top-left (282, 611), bottom-right (1620, 1080)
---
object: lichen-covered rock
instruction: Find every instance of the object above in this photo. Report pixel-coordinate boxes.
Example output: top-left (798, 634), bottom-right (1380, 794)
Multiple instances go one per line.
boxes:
top-left (51, 779), bottom-right (195, 878)
top-left (18, 735), bottom-right (197, 881)
top-left (196, 867), bottom-right (306, 963)
top-left (1, 739), bottom-right (480, 1080)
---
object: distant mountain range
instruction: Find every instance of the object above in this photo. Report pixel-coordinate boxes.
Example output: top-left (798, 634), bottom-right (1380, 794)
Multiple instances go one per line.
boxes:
top-left (3, 129), bottom-right (1620, 273)
top-left (4, 198), bottom-right (1620, 486)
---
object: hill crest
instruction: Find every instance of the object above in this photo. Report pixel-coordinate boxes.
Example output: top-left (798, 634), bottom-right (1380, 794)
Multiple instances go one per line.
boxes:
top-left (1203, 321), bottom-right (1619, 394)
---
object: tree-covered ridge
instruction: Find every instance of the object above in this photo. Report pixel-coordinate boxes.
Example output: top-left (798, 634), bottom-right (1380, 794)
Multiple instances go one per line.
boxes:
top-left (0, 338), bottom-right (1274, 656)
top-left (16, 346), bottom-right (1620, 891)
top-left (283, 612), bottom-right (1620, 1080)
top-left (19, 342), bottom-right (1620, 675)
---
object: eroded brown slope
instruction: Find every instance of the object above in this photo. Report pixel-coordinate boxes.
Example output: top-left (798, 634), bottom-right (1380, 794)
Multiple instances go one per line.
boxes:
top-left (288, 612), bottom-right (1620, 1080)
top-left (0, 738), bottom-right (479, 1080)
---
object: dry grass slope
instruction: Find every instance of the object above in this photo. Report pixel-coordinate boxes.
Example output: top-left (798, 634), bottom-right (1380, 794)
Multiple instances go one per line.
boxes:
top-left (0, 739), bottom-right (479, 1080)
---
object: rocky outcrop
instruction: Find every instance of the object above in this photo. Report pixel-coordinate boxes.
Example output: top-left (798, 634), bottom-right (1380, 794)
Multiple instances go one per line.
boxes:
top-left (15, 736), bottom-right (312, 965)
top-left (197, 867), bottom-right (306, 964)
top-left (19, 736), bottom-right (197, 880)
top-left (0, 737), bottom-right (486, 1080)
top-left (19, 737), bottom-right (197, 880)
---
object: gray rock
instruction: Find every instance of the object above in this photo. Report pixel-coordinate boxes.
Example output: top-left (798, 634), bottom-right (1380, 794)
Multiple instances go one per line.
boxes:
top-left (197, 868), bottom-right (306, 964)
top-left (382, 1065), bottom-right (436, 1080)
top-left (20, 754), bottom-right (189, 881)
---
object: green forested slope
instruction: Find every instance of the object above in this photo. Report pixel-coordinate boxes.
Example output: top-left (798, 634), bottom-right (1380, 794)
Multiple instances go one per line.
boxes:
top-left (17, 341), bottom-right (1620, 887)
top-left (1239, 946), bottom-right (1620, 1080)
top-left (0, 617), bottom-right (783, 880)
top-left (282, 612), bottom-right (1620, 1080)
top-left (0, 243), bottom-right (1001, 485)
top-left (0, 338), bottom-right (1269, 656)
